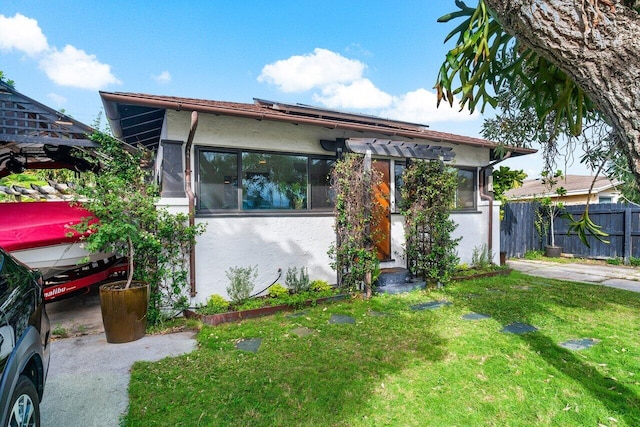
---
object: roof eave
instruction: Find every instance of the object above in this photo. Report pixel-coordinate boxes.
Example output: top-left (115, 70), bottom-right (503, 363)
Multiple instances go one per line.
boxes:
top-left (99, 91), bottom-right (537, 155)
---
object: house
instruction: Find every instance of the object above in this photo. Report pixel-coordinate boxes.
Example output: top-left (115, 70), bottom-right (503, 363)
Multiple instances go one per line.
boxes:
top-left (99, 92), bottom-right (534, 302)
top-left (505, 175), bottom-right (622, 205)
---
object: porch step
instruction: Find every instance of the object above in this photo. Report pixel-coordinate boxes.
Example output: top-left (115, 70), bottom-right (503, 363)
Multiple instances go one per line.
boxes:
top-left (376, 267), bottom-right (425, 295)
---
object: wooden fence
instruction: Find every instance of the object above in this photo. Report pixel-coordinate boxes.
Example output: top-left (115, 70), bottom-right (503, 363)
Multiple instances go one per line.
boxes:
top-left (500, 202), bottom-right (640, 262)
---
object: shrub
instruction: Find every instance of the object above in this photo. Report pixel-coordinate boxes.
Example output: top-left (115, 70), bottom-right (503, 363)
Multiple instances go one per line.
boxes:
top-left (524, 250), bottom-right (544, 260)
top-left (226, 265), bottom-right (258, 304)
top-left (199, 294), bottom-right (230, 315)
top-left (471, 244), bottom-right (494, 269)
top-left (630, 257), bottom-right (640, 267)
top-left (310, 280), bottom-right (333, 292)
top-left (235, 298), bottom-right (266, 311)
top-left (285, 267), bottom-right (310, 293)
top-left (401, 160), bottom-right (460, 285)
top-left (606, 258), bottom-right (622, 266)
top-left (268, 283), bottom-right (289, 299)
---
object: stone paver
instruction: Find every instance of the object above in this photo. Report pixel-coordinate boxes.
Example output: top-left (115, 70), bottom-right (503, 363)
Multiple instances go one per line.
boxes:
top-left (291, 327), bottom-right (316, 337)
top-left (501, 322), bottom-right (538, 334)
top-left (329, 314), bottom-right (355, 324)
top-left (410, 300), bottom-right (451, 311)
top-left (559, 338), bottom-right (599, 351)
top-left (462, 312), bottom-right (491, 321)
top-left (235, 338), bottom-right (262, 352)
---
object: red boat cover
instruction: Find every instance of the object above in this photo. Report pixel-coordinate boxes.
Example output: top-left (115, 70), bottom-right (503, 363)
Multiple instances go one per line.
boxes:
top-left (0, 202), bottom-right (97, 251)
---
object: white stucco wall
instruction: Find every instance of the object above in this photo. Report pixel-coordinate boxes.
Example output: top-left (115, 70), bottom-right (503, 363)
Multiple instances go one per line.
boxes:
top-left (192, 216), bottom-right (335, 302)
top-left (159, 110), bottom-right (501, 303)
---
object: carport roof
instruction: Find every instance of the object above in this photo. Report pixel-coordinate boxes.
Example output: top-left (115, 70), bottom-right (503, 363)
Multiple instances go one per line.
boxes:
top-left (99, 91), bottom-right (537, 161)
top-left (0, 81), bottom-right (98, 178)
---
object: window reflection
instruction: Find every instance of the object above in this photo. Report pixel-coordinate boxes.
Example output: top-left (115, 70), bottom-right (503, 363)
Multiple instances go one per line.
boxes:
top-left (241, 153), bottom-right (308, 210)
top-left (198, 151), bottom-right (238, 210)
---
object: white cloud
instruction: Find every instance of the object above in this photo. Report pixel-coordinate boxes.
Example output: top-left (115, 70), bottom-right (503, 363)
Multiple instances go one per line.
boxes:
top-left (152, 71), bottom-right (172, 84)
top-left (0, 13), bottom-right (48, 56)
top-left (381, 88), bottom-right (480, 124)
top-left (258, 49), bottom-right (480, 126)
top-left (312, 79), bottom-right (393, 109)
top-left (46, 92), bottom-right (67, 107)
top-left (258, 48), bottom-right (365, 92)
top-left (0, 13), bottom-right (119, 90)
top-left (39, 45), bottom-right (121, 90)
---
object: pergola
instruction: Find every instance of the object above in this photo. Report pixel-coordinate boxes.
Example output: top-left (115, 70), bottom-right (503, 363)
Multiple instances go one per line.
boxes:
top-left (0, 80), bottom-right (99, 178)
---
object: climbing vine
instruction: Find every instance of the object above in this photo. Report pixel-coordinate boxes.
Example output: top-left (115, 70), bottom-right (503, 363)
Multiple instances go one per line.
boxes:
top-left (328, 153), bottom-right (383, 298)
top-left (401, 160), bottom-right (460, 286)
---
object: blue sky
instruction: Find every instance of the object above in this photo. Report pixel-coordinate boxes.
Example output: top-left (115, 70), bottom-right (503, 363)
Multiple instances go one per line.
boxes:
top-left (0, 1), bottom-right (590, 177)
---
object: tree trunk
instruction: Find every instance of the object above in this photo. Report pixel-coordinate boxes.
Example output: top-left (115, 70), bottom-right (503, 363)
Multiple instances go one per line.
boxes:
top-left (485, 0), bottom-right (640, 183)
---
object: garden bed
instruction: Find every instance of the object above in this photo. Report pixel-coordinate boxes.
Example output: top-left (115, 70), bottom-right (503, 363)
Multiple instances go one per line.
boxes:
top-left (184, 294), bottom-right (349, 326)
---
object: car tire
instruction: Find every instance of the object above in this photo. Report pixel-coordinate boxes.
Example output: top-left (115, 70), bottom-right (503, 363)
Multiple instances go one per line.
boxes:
top-left (7, 375), bottom-right (40, 427)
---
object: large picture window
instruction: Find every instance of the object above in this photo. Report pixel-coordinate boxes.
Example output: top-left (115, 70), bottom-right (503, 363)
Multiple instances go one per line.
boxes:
top-left (242, 152), bottom-right (307, 209)
top-left (197, 148), bottom-right (334, 213)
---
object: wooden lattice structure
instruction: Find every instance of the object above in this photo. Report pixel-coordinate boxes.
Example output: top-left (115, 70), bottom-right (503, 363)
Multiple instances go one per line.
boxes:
top-left (0, 81), bottom-right (98, 178)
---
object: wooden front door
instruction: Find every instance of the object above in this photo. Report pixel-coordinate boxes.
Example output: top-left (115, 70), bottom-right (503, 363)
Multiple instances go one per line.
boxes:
top-left (372, 160), bottom-right (391, 260)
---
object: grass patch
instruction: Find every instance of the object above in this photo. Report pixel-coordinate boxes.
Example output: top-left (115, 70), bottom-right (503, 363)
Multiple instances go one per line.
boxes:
top-left (124, 272), bottom-right (640, 426)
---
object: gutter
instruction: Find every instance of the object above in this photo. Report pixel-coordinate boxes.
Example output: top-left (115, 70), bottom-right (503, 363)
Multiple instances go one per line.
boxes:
top-left (185, 111), bottom-right (198, 297)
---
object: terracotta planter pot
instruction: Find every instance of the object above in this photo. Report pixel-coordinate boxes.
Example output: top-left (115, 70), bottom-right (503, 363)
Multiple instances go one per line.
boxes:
top-left (99, 281), bottom-right (149, 343)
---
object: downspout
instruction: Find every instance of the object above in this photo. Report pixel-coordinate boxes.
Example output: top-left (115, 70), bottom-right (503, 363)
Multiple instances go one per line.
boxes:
top-left (479, 169), bottom-right (494, 252)
top-left (185, 111), bottom-right (199, 297)
top-left (479, 152), bottom-right (513, 257)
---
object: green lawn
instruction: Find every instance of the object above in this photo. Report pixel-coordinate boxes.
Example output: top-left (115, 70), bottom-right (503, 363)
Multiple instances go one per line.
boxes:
top-left (125, 271), bottom-right (640, 426)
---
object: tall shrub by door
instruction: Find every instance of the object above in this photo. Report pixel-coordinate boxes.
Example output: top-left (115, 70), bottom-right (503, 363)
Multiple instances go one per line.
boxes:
top-left (401, 160), bottom-right (460, 285)
top-left (329, 153), bottom-right (383, 298)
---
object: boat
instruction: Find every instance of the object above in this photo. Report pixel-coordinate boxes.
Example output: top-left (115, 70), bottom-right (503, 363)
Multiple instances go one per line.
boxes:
top-left (0, 201), bottom-right (127, 301)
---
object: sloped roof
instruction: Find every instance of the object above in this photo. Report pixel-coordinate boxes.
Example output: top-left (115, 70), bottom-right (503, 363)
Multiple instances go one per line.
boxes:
top-left (505, 174), bottom-right (621, 200)
top-left (100, 91), bottom-right (536, 159)
top-left (0, 81), bottom-right (99, 178)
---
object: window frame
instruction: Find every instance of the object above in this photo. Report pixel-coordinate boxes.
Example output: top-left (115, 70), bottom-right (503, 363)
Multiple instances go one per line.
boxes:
top-left (195, 146), bottom-right (335, 215)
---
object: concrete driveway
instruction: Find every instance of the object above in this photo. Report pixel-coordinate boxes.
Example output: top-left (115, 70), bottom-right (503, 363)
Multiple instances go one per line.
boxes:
top-left (41, 286), bottom-right (197, 426)
top-left (508, 259), bottom-right (640, 293)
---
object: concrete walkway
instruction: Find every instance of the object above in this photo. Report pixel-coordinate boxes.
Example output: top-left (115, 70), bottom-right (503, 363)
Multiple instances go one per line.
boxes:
top-left (508, 259), bottom-right (640, 293)
top-left (41, 332), bottom-right (197, 427)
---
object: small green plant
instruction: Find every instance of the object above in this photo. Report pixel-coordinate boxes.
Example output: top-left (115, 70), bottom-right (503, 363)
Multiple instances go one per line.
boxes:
top-left (630, 257), bottom-right (640, 267)
top-left (285, 266), bottom-right (310, 293)
top-left (471, 244), bottom-right (494, 269)
top-left (606, 257), bottom-right (623, 266)
top-left (235, 298), bottom-right (267, 312)
top-left (310, 280), bottom-right (333, 293)
top-left (226, 265), bottom-right (258, 304)
top-left (52, 325), bottom-right (68, 337)
top-left (524, 250), bottom-right (544, 260)
top-left (268, 283), bottom-right (289, 299)
top-left (199, 294), bottom-right (230, 315)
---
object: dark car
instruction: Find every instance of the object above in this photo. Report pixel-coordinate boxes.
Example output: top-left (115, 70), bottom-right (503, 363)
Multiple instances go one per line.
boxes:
top-left (0, 247), bottom-right (50, 426)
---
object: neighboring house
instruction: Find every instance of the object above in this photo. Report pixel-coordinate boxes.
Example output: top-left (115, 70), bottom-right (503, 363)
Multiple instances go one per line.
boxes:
top-left (99, 92), bottom-right (534, 302)
top-left (505, 175), bottom-right (622, 205)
